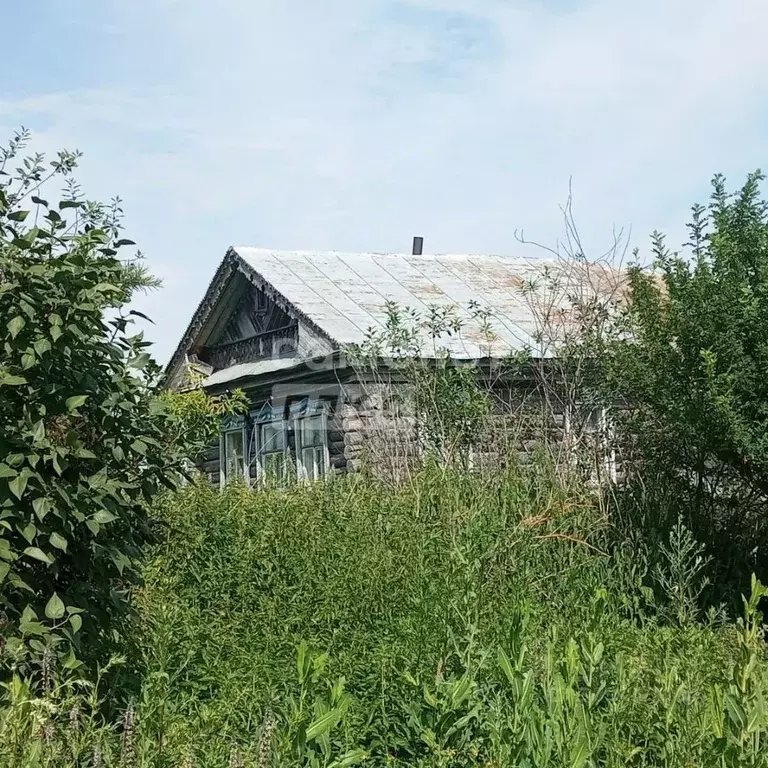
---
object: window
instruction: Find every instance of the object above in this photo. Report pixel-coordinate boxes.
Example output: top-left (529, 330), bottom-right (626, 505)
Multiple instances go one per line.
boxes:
top-left (563, 403), bottom-right (617, 484)
top-left (298, 413), bottom-right (326, 480)
top-left (259, 419), bottom-right (289, 483)
top-left (292, 399), bottom-right (329, 482)
top-left (250, 402), bottom-right (292, 485)
top-left (222, 399), bottom-right (330, 489)
top-left (221, 424), bottom-right (247, 486)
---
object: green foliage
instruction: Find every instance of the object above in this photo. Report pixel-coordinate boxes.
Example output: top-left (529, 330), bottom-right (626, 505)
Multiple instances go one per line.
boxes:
top-left (1, 469), bottom-right (768, 765)
top-left (605, 172), bottom-right (768, 605)
top-left (25, 468), bottom-right (747, 766)
top-left (159, 384), bottom-right (249, 467)
top-left (348, 300), bottom-right (493, 466)
top-left (0, 131), bottom-right (241, 675)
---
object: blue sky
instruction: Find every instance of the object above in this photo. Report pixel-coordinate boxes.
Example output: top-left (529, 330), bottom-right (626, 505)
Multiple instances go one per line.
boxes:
top-left (3, 0), bottom-right (768, 362)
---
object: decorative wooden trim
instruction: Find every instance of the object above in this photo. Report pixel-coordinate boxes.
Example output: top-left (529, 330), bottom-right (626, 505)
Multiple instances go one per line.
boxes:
top-left (164, 248), bottom-right (339, 389)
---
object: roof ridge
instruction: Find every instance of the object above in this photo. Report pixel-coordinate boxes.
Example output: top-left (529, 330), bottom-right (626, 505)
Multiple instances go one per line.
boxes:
top-left (233, 246), bottom-right (557, 261)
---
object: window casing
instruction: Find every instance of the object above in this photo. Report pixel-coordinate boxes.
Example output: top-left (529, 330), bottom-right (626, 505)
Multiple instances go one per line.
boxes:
top-left (221, 399), bottom-right (329, 488)
top-left (563, 404), bottom-right (617, 484)
top-left (290, 398), bottom-right (329, 483)
top-left (297, 412), bottom-right (327, 481)
top-left (220, 420), bottom-right (248, 487)
top-left (249, 402), bottom-right (291, 485)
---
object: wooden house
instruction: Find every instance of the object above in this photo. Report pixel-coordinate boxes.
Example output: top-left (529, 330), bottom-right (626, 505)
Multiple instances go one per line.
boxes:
top-left (165, 242), bottom-right (618, 485)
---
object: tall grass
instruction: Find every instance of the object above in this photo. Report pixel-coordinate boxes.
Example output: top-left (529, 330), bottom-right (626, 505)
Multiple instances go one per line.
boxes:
top-left (3, 463), bottom-right (768, 765)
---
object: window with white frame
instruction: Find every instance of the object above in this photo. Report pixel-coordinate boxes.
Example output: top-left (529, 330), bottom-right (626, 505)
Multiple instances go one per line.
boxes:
top-left (291, 398), bottom-right (329, 482)
top-left (298, 413), bottom-right (326, 480)
top-left (221, 421), bottom-right (247, 487)
top-left (250, 402), bottom-right (292, 485)
top-left (260, 419), bottom-right (289, 482)
top-left (563, 403), bottom-right (617, 484)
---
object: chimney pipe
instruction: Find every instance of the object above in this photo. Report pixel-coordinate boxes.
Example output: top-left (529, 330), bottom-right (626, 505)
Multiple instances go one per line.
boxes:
top-left (412, 236), bottom-right (424, 255)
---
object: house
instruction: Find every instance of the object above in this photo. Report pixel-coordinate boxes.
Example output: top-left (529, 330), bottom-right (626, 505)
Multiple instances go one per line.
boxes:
top-left (165, 241), bottom-right (620, 486)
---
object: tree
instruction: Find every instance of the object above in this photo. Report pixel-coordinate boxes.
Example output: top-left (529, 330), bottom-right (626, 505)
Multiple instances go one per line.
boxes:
top-left (0, 130), bottom-right (239, 674)
top-left (606, 171), bottom-right (768, 603)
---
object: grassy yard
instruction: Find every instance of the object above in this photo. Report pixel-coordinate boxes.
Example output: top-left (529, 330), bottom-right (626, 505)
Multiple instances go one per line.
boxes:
top-left (4, 462), bottom-right (768, 766)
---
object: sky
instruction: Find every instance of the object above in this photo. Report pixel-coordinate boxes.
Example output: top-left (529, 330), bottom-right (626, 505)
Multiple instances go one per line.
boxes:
top-left (3, 0), bottom-right (768, 363)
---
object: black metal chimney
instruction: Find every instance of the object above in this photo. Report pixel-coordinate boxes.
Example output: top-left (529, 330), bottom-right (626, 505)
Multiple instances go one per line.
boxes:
top-left (412, 236), bottom-right (424, 255)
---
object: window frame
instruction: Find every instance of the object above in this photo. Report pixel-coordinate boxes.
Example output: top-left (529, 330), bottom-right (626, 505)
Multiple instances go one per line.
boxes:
top-left (563, 402), bottom-right (617, 484)
top-left (250, 402), bottom-right (293, 486)
top-left (220, 418), bottom-right (249, 488)
top-left (291, 398), bottom-right (330, 483)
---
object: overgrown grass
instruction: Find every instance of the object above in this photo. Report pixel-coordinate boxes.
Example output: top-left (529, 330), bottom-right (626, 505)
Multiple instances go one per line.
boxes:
top-left (3, 463), bottom-right (768, 766)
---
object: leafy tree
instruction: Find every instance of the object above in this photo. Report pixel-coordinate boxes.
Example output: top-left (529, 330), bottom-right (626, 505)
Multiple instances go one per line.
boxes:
top-left (0, 130), bottom-right (240, 674)
top-left (606, 172), bottom-right (768, 603)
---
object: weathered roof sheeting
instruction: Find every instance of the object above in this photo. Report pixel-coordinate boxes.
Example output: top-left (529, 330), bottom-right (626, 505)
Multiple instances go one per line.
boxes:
top-left (234, 247), bottom-right (621, 360)
top-left (203, 357), bottom-right (303, 388)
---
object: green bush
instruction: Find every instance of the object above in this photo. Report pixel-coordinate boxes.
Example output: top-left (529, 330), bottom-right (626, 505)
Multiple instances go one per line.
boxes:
top-left (605, 172), bottom-right (768, 606)
top-left (10, 466), bottom-right (745, 767)
top-left (0, 132), bottom-right (243, 676)
top-left (3, 467), bottom-right (768, 765)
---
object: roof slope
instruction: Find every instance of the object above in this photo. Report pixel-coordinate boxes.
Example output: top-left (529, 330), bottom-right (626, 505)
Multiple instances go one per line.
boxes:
top-left (234, 247), bottom-right (618, 360)
top-left (165, 246), bottom-right (624, 387)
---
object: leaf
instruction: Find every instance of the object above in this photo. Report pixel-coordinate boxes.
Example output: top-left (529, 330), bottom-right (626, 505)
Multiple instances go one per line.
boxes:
top-left (21, 523), bottom-right (36, 544)
top-left (0, 373), bottom-right (26, 386)
top-left (65, 395), bottom-right (88, 412)
top-left (33, 337), bottom-right (51, 356)
top-left (128, 352), bottom-right (151, 370)
top-left (7, 209), bottom-right (29, 221)
top-left (31, 196), bottom-right (48, 207)
top-left (0, 464), bottom-right (16, 478)
top-left (19, 619), bottom-right (46, 636)
top-left (31, 420), bottom-right (45, 442)
top-left (498, 647), bottom-right (516, 684)
top-left (8, 473), bottom-right (28, 499)
top-left (306, 706), bottom-right (346, 742)
top-left (49, 532), bottom-right (68, 552)
top-left (32, 497), bottom-right (51, 521)
top-left (7, 315), bottom-right (26, 339)
top-left (128, 309), bottom-right (155, 323)
top-left (69, 614), bottom-right (82, 633)
top-left (59, 200), bottom-right (82, 210)
top-left (130, 439), bottom-right (147, 456)
top-left (45, 592), bottom-right (65, 620)
top-left (24, 547), bottom-right (53, 565)
top-left (450, 675), bottom-right (472, 707)
top-left (50, 325), bottom-right (62, 342)
top-left (569, 735), bottom-right (590, 768)
top-left (0, 562), bottom-right (9, 583)
top-left (328, 749), bottom-right (368, 768)
top-left (726, 691), bottom-right (748, 732)
top-left (92, 509), bottom-right (118, 524)
top-left (0, 539), bottom-right (14, 561)
top-left (61, 647), bottom-right (83, 670)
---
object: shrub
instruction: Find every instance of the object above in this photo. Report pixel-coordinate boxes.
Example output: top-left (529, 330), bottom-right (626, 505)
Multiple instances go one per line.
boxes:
top-left (604, 172), bottom-right (768, 607)
top-left (0, 131), bottom-right (242, 675)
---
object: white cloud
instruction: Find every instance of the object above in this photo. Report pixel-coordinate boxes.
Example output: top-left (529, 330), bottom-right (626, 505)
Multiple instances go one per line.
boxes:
top-left (2, 0), bottom-right (768, 361)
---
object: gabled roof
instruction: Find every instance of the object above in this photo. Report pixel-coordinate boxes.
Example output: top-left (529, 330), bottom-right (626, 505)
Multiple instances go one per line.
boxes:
top-left (165, 246), bottom-right (623, 387)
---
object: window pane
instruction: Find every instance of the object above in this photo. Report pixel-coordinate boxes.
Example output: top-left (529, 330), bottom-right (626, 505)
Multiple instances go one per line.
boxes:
top-left (224, 430), bottom-right (244, 481)
top-left (301, 415), bottom-right (325, 447)
top-left (301, 445), bottom-right (326, 481)
top-left (263, 452), bottom-right (287, 483)
top-left (260, 422), bottom-right (285, 451)
top-left (314, 446), bottom-right (325, 478)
